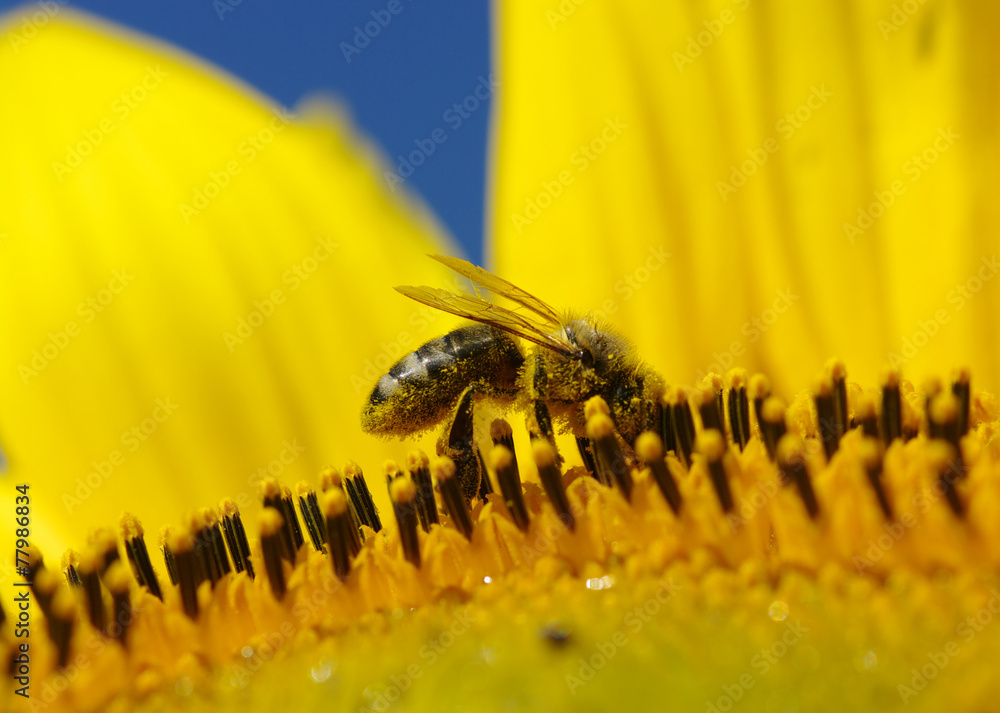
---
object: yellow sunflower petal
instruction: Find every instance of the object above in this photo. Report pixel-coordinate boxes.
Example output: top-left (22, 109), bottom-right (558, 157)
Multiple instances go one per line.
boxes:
top-left (491, 0), bottom-right (1000, 394)
top-left (0, 12), bottom-right (458, 558)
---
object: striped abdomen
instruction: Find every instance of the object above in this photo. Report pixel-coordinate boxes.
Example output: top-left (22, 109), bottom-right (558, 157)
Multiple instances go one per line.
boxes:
top-left (361, 324), bottom-right (524, 436)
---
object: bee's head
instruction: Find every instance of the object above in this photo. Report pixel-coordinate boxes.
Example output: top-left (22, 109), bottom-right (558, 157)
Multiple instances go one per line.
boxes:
top-left (563, 318), bottom-right (627, 377)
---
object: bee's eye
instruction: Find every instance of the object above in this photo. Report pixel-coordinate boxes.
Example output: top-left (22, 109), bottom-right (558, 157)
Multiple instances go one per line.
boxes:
top-left (580, 348), bottom-right (595, 369)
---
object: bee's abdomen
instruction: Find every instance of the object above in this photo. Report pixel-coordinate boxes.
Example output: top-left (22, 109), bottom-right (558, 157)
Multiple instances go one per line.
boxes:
top-left (361, 324), bottom-right (523, 436)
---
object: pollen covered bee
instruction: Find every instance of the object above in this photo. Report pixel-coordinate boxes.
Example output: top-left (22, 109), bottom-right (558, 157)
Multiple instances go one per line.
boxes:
top-left (361, 255), bottom-right (665, 500)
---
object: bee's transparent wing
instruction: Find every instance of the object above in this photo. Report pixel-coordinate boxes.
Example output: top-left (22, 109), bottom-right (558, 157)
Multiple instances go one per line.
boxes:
top-left (395, 285), bottom-right (580, 357)
top-left (428, 254), bottom-right (562, 328)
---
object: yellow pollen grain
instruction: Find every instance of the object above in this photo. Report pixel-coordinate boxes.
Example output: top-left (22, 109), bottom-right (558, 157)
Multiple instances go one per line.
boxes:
top-left (259, 476), bottom-right (282, 500)
top-left (695, 430), bottom-right (724, 461)
top-left (104, 561), bottom-right (130, 594)
top-left (635, 431), bottom-right (663, 462)
top-left (532, 439), bottom-right (557, 467)
top-left (749, 373), bottom-right (771, 399)
top-left (930, 392), bottom-right (959, 424)
top-left (586, 412), bottom-right (614, 441)
top-left (321, 488), bottom-right (348, 517)
top-left (825, 357), bottom-right (847, 382)
top-left (60, 548), bottom-right (79, 571)
top-left (319, 465), bottom-right (342, 491)
top-left (34, 567), bottom-right (59, 596)
top-left (762, 396), bottom-right (786, 424)
top-left (390, 476), bottom-right (417, 504)
top-left (702, 372), bottom-right (724, 393)
top-left (696, 386), bottom-right (716, 408)
top-left (260, 506), bottom-right (285, 536)
top-left (584, 395), bottom-right (610, 419)
top-left (813, 376), bottom-right (833, 397)
top-left (490, 444), bottom-right (514, 472)
top-left (77, 549), bottom-right (101, 575)
top-left (922, 375), bottom-right (944, 398)
top-left (295, 480), bottom-right (313, 497)
top-left (87, 526), bottom-right (117, 553)
top-left (432, 456), bottom-right (456, 482)
top-left (881, 366), bottom-right (901, 388)
top-left (168, 529), bottom-right (194, 554)
top-left (51, 587), bottom-right (77, 619)
top-left (406, 449), bottom-right (430, 471)
top-left (383, 459), bottom-right (401, 479)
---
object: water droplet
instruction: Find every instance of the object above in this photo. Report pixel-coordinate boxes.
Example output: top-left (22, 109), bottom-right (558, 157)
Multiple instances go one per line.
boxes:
top-left (241, 646), bottom-right (254, 658)
top-left (585, 575), bottom-right (616, 591)
top-left (483, 576), bottom-right (493, 584)
top-left (174, 677), bottom-right (193, 697)
top-left (311, 662), bottom-right (332, 683)
top-left (854, 650), bottom-right (878, 672)
top-left (768, 600), bottom-right (789, 621)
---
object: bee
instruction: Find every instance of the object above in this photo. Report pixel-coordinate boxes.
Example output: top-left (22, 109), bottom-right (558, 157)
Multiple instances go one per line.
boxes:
top-left (360, 255), bottom-right (665, 500)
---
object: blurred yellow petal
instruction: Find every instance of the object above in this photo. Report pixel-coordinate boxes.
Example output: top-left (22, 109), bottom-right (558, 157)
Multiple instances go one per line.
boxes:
top-left (491, 0), bottom-right (1000, 394)
top-left (0, 12), bottom-right (457, 557)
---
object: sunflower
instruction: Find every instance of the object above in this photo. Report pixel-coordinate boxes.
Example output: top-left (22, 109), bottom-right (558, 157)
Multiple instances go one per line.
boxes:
top-left (2, 2), bottom-right (1000, 712)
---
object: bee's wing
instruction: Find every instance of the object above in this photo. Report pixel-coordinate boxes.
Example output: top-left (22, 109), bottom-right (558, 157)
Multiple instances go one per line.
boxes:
top-left (428, 254), bottom-right (562, 328)
top-left (395, 285), bottom-right (580, 357)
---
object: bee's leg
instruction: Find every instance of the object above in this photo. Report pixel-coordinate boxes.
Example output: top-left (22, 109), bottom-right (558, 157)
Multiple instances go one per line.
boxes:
top-left (575, 436), bottom-right (597, 478)
top-left (437, 386), bottom-right (482, 502)
top-left (475, 448), bottom-right (493, 500)
top-left (527, 399), bottom-right (564, 467)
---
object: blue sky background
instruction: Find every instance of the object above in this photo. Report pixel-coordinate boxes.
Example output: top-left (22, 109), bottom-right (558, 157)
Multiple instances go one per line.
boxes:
top-left (1, 0), bottom-right (492, 264)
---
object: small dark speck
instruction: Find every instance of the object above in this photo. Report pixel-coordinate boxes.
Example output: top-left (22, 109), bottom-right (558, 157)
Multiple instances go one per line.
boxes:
top-left (542, 623), bottom-right (572, 647)
top-left (918, 5), bottom-right (938, 57)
